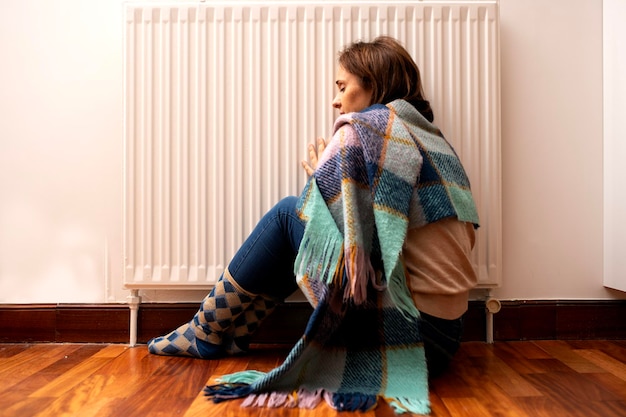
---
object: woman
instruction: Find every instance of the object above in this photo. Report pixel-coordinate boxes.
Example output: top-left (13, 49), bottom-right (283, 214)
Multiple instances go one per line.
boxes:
top-left (149, 36), bottom-right (479, 384)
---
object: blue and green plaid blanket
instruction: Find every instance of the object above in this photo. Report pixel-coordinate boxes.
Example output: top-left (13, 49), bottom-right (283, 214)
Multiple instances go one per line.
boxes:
top-left (205, 100), bottom-right (478, 414)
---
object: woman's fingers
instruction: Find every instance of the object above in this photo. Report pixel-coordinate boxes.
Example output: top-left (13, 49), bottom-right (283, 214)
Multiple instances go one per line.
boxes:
top-left (315, 137), bottom-right (326, 159)
top-left (301, 160), bottom-right (314, 176)
top-left (302, 137), bottom-right (326, 176)
top-left (308, 143), bottom-right (319, 168)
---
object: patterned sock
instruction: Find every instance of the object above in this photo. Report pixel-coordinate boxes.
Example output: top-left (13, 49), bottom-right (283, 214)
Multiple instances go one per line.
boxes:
top-left (147, 269), bottom-right (255, 358)
top-left (222, 295), bottom-right (278, 354)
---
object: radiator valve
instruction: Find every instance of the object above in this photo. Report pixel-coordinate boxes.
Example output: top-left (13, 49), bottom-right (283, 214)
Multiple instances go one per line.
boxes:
top-left (486, 297), bottom-right (501, 314)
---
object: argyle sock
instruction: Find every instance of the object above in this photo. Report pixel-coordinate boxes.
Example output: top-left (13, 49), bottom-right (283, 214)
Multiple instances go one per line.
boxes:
top-left (222, 295), bottom-right (278, 354)
top-left (147, 269), bottom-right (255, 358)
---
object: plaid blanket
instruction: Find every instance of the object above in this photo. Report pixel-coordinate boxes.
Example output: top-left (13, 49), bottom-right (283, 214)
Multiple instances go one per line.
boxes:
top-left (204, 100), bottom-right (478, 414)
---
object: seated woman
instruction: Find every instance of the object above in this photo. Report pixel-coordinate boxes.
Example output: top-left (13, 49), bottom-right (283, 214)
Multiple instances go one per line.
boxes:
top-left (148, 35), bottom-right (479, 413)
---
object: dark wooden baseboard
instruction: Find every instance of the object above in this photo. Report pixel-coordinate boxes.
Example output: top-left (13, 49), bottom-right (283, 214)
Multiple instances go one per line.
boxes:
top-left (1, 300), bottom-right (625, 344)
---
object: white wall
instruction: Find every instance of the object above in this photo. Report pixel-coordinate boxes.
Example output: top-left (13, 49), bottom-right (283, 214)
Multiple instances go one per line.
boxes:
top-left (0, 0), bottom-right (122, 303)
top-left (495, 0), bottom-right (619, 301)
top-left (603, 0), bottom-right (626, 292)
top-left (0, 0), bottom-right (623, 303)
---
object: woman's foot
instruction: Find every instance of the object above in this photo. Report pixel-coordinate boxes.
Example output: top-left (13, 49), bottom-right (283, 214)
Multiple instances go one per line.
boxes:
top-left (147, 322), bottom-right (225, 358)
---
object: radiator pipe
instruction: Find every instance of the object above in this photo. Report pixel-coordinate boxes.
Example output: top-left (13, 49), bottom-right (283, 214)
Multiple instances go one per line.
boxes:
top-left (128, 290), bottom-right (141, 347)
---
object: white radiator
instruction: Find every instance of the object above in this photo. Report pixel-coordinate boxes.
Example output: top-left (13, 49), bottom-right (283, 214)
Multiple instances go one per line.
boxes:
top-left (123, 1), bottom-right (501, 297)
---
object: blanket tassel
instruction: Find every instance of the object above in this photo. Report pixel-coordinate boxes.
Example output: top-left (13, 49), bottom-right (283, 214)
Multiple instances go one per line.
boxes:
top-left (236, 389), bottom-right (322, 409)
top-left (240, 391), bottom-right (293, 408)
top-left (204, 383), bottom-right (254, 403)
top-left (326, 392), bottom-right (378, 412)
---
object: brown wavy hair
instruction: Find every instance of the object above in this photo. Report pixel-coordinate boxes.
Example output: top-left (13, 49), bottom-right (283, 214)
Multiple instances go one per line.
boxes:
top-left (338, 36), bottom-right (434, 122)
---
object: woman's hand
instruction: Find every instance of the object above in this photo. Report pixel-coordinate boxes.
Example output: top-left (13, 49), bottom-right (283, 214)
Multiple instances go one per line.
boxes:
top-left (301, 137), bottom-right (326, 176)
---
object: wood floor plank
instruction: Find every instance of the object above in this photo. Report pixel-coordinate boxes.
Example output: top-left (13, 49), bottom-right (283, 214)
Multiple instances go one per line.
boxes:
top-left (533, 340), bottom-right (606, 373)
top-left (458, 341), bottom-right (495, 358)
top-left (449, 345), bottom-right (531, 417)
top-left (0, 343), bottom-right (29, 358)
top-left (492, 342), bottom-right (551, 374)
top-left (425, 392), bottom-right (453, 417)
top-left (0, 344), bottom-right (78, 379)
top-left (29, 356), bottom-right (111, 398)
top-left (512, 396), bottom-right (604, 417)
top-left (0, 358), bottom-right (61, 394)
top-left (0, 345), bottom-right (108, 405)
top-left (613, 340), bottom-right (626, 351)
top-left (1, 396), bottom-right (57, 417)
top-left (574, 349), bottom-right (626, 382)
top-left (523, 370), bottom-right (621, 405)
top-left (245, 347), bottom-right (287, 373)
top-left (104, 373), bottom-right (200, 417)
top-left (31, 374), bottom-right (114, 417)
top-left (598, 341), bottom-right (626, 364)
top-left (430, 350), bottom-right (476, 399)
top-left (567, 400), bottom-right (626, 417)
top-left (2, 341), bottom-right (625, 417)
top-left (82, 374), bottom-right (145, 399)
top-left (512, 341), bottom-right (553, 359)
top-left (467, 354), bottom-right (543, 397)
top-left (91, 344), bottom-right (129, 359)
top-left (153, 356), bottom-right (217, 398)
top-left (440, 397), bottom-right (493, 417)
top-left (182, 355), bottom-right (251, 417)
top-left (34, 345), bottom-right (108, 377)
top-left (92, 345), bottom-right (155, 376)
top-left (181, 388), bottom-right (223, 417)
top-left (583, 372), bottom-right (626, 399)
top-left (598, 401), bottom-right (626, 417)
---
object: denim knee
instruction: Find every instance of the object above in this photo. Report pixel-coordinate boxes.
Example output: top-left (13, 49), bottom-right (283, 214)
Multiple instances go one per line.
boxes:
top-left (227, 196), bottom-right (305, 299)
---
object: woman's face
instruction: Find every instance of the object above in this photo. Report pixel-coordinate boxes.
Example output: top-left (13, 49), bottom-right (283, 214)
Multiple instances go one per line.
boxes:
top-left (332, 66), bottom-right (372, 114)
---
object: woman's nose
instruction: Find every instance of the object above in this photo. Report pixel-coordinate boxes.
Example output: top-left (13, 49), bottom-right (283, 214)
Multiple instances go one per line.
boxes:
top-left (332, 94), bottom-right (341, 109)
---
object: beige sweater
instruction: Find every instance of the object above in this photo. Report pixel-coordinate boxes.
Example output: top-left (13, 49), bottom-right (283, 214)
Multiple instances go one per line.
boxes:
top-left (402, 216), bottom-right (477, 320)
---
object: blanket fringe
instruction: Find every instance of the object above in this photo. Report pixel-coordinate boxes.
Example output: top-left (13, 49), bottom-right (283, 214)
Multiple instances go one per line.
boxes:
top-left (204, 383), bottom-right (255, 402)
top-left (387, 260), bottom-right (420, 319)
top-left (205, 370), bottom-right (267, 403)
top-left (207, 383), bottom-right (428, 415)
top-left (296, 231), bottom-right (343, 287)
top-left (296, 389), bottom-right (324, 408)
top-left (294, 179), bottom-right (345, 307)
top-left (241, 392), bottom-right (269, 407)
top-left (266, 392), bottom-right (290, 407)
top-left (221, 388), bottom-right (325, 410)
top-left (239, 391), bottom-right (299, 408)
top-left (344, 246), bottom-right (375, 305)
top-left (294, 227), bottom-right (344, 308)
top-left (215, 370), bottom-right (266, 384)
top-left (325, 392), bottom-right (378, 412)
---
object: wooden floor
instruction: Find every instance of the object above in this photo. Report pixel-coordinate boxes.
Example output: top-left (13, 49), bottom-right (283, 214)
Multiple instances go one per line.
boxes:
top-left (1, 341), bottom-right (626, 417)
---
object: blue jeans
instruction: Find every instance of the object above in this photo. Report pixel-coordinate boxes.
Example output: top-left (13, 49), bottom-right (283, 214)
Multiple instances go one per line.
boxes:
top-left (226, 196), bottom-right (462, 377)
top-left (228, 196), bottom-right (305, 300)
